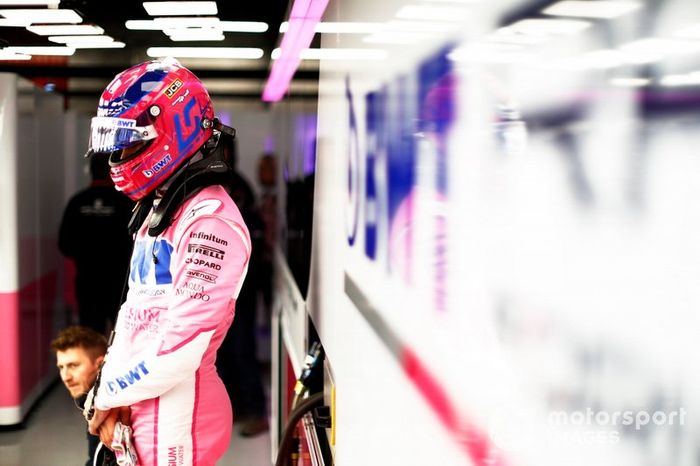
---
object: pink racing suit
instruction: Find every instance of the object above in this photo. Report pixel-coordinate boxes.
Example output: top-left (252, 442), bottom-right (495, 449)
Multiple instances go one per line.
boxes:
top-left (94, 185), bottom-right (250, 466)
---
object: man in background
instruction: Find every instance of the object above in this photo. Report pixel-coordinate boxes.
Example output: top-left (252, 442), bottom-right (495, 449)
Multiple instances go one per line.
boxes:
top-left (256, 153), bottom-right (277, 323)
top-left (58, 153), bottom-right (133, 335)
top-left (51, 326), bottom-right (110, 466)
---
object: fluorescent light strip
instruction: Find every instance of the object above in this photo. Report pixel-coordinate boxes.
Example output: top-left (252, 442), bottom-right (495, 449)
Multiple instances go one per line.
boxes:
top-left (263, 0), bottom-right (329, 101)
top-left (27, 24), bottom-right (103, 35)
top-left (143, 1), bottom-right (217, 16)
top-left (146, 47), bottom-right (263, 59)
top-left (0, 51), bottom-right (31, 60)
top-left (219, 21), bottom-right (268, 33)
top-left (660, 72), bottom-right (700, 87)
top-left (125, 20), bottom-right (163, 30)
top-left (0, 0), bottom-right (58, 4)
top-left (1, 9), bottom-right (82, 24)
top-left (126, 19), bottom-right (267, 32)
top-left (543, 1), bottom-right (642, 19)
top-left (153, 16), bottom-right (220, 28)
top-left (279, 21), bottom-right (381, 33)
top-left (168, 32), bottom-right (225, 41)
top-left (0, 18), bottom-right (29, 26)
top-left (609, 77), bottom-right (649, 87)
top-left (163, 26), bottom-right (223, 37)
top-left (48, 35), bottom-right (114, 44)
top-left (72, 41), bottom-right (126, 49)
top-left (6, 46), bottom-right (75, 55)
top-left (271, 47), bottom-right (387, 60)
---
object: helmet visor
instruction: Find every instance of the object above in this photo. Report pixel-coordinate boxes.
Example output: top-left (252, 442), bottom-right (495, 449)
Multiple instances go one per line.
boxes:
top-left (88, 116), bottom-right (157, 154)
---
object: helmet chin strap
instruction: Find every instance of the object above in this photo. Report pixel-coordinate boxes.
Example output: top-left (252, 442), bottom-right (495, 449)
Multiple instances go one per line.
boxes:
top-left (146, 126), bottom-right (236, 237)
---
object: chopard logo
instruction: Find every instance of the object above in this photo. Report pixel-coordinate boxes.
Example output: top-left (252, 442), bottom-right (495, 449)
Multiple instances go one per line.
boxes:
top-left (184, 257), bottom-right (221, 270)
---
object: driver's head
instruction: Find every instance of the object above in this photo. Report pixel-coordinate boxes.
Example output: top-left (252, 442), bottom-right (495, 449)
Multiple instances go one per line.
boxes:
top-left (87, 57), bottom-right (215, 200)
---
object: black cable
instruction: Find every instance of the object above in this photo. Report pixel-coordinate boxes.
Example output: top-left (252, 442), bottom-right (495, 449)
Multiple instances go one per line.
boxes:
top-left (275, 392), bottom-right (324, 466)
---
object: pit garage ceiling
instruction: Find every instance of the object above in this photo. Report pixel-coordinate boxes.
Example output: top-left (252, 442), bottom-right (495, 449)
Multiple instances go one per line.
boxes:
top-left (0, 0), bottom-right (319, 102)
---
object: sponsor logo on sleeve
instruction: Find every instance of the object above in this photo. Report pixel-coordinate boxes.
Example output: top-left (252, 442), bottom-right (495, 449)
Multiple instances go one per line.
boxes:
top-left (185, 269), bottom-right (218, 283)
top-left (174, 281), bottom-right (211, 301)
top-left (184, 257), bottom-right (221, 270)
top-left (187, 243), bottom-right (225, 260)
top-left (190, 231), bottom-right (228, 246)
top-left (105, 361), bottom-right (149, 396)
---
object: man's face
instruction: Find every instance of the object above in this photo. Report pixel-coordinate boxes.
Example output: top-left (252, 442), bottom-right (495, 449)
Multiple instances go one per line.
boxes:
top-left (56, 347), bottom-right (102, 399)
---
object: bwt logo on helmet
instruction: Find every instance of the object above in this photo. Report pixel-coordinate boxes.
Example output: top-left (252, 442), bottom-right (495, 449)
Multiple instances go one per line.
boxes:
top-left (164, 79), bottom-right (184, 99)
top-left (105, 361), bottom-right (149, 396)
top-left (143, 154), bottom-right (172, 178)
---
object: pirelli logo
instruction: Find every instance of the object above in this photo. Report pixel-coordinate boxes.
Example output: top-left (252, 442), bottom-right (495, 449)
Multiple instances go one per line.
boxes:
top-left (164, 79), bottom-right (183, 98)
top-left (187, 243), bottom-right (225, 260)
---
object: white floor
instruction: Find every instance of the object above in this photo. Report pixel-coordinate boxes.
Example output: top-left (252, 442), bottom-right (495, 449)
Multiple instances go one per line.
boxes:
top-left (0, 383), bottom-right (272, 466)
